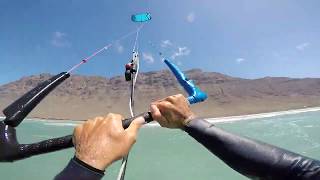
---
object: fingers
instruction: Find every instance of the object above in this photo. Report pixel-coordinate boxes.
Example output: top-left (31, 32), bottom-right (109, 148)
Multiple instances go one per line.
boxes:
top-left (125, 117), bottom-right (144, 143)
top-left (103, 113), bottom-right (124, 129)
top-left (106, 113), bottom-right (123, 121)
top-left (73, 124), bottom-right (83, 146)
top-left (131, 116), bottom-right (145, 125)
top-left (150, 104), bottom-right (162, 120)
top-left (164, 94), bottom-right (186, 104)
top-left (150, 104), bottom-right (170, 127)
top-left (74, 125), bottom-right (83, 137)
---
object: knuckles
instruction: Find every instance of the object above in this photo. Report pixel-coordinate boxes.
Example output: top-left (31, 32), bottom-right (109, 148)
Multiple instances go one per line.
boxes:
top-left (106, 113), bottom-right (123, 121)
top-left (166, 96), bottom-right (175, 102)
top-left (158, 101), bottom-right (172, 108)
top-left (176, 94), bottom-right (184, 99)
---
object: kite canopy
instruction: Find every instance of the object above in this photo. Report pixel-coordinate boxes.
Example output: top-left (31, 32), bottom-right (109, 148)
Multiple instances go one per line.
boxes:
top-left (131, 13), bottom-right (152, 22)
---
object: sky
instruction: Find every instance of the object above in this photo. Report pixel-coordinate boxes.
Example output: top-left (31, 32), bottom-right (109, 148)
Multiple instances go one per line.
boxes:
top-left (0, 0), bottom-right (320, 85)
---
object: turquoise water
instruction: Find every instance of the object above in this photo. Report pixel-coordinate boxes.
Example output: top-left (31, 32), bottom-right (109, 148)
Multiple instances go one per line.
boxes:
top-left (0, 111), bottom-right (319, 180)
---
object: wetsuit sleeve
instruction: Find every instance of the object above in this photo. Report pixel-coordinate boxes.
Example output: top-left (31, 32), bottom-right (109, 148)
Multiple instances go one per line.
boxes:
top-left (184, 119), bottom-right (320, 180)
top-left (54, 156), bottom-right (104, 180)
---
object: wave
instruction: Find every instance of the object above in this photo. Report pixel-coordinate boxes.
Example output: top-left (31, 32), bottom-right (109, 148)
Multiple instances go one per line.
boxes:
top-left (206, 107), bottom-right (320, 124)
top-left (143, 107), bottom-right (320, 127)
top-left (43, 122), bottom-right (79, 127)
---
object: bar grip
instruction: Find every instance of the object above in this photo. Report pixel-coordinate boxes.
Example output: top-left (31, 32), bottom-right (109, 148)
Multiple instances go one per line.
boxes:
top-left (0, 112), bottom-right (153, 162)
top-left (122, 112), bottom-right (153, 128)
top-left (3, 72), bottom-right (70, 127)
top-left (18, 135), bottom-right (74, 161)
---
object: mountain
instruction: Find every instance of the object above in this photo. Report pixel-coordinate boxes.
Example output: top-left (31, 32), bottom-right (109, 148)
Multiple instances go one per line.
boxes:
top-left (0, 69), bottom-right (320, 120)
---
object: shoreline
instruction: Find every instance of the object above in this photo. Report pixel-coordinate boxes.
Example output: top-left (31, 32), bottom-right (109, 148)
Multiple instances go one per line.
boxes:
top-left (146, 106), bottom-right (320, 127)
top-left (206, 106), bottom-right (320, 124)
top-left (1, 106), bottom-right (320, 125)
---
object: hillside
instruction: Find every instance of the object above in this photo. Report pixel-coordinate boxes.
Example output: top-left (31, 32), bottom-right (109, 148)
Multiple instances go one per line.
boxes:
top-left (0, 69), bottom-right (320, 120)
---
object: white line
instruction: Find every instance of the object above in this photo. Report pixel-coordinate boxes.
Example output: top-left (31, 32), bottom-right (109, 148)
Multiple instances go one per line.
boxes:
top-left (207, 107), bottom-right (320, 124)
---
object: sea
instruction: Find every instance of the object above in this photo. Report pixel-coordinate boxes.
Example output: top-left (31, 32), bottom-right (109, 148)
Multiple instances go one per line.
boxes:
top-left (0, 108), bottom-right (319, 180)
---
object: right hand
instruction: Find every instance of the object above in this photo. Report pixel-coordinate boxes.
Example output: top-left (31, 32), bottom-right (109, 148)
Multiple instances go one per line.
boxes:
top-left (150, 94), bottom-right (195, 129)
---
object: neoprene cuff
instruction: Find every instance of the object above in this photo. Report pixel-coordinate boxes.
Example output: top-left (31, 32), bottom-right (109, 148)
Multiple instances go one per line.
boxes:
top-left (73, 156), bottom-right (105, 175)
top-left (183, 118), bottom-right (212, 132)
top-left (54, 156), bottom-right (104, 180)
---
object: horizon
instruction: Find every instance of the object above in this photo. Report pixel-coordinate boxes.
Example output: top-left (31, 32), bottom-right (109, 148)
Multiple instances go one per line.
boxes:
top-left (1, 0), bottom-right (320, 85)
top-left (1, 67), bottom-right (319, 86)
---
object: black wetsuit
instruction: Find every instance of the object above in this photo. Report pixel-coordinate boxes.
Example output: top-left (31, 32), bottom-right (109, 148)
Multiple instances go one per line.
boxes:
top-left (185, 119), bottom-right (320, 180)
top-left (55, 119), bottom-right (320, 180)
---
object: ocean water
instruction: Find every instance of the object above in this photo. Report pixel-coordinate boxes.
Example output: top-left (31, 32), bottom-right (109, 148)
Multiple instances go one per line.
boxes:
top-left (0, 110), bottom-right (319, 180)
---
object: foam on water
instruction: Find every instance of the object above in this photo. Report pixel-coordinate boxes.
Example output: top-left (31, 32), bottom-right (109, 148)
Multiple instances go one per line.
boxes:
top-left (206, 107), bottom-right (320, 124)
top-left (43, 122), bottom-right (79, 127)
top-left (142, 107), bottom-right (320, 127)
top-left (41, 120), bottom-right (82, 127)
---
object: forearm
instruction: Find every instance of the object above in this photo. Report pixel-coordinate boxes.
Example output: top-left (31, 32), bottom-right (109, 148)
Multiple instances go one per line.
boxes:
top-left (54, 156), bottom-right (105, 180)
top-left (184, 119), bottom-right (320, 180)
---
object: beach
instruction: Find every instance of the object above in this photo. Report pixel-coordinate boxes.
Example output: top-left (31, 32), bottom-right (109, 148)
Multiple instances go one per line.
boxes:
top-left (2, 106), bottom-right (320, 126)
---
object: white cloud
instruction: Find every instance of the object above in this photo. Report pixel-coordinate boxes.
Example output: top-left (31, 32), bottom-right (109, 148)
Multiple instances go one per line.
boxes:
top-left (115, 43), bottom-right (124, 53)
top-left (142, 52), bottom-right (155, 64)
top-left (161, 40), bottom-right (173, 48)
top-left (51, 31), bottom-right (71, 48)
top-left (186, 12), bottom-right (195, 23)
top-left (236, 58), bottom-right (245, 63)
top-left (171, 47), bottom-right (191, 60)
top-left (296, 42), bottom-right (310, 51)
top-left (159, 40), bottom-right (191, 60)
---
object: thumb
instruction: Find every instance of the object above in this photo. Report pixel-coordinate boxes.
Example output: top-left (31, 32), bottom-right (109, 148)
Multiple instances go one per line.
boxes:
top-left (150, 104), bottom-right (162, 120)
top-left (125, 116), bottom-right (144, 140)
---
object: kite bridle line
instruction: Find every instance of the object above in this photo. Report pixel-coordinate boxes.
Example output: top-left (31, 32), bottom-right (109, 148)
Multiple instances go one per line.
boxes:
top-left (67, 27), bottom-right (142, 74)
top-left (117, 24), bottom-right (144, 180)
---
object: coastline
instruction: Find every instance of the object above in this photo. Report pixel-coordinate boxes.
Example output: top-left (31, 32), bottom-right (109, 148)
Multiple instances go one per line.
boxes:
top-left (1, 106), bottom-right (320, 126)
top-left (206, 106), bottom-right (320, 124)
top-left (146, 106), bottom-right (320, 127)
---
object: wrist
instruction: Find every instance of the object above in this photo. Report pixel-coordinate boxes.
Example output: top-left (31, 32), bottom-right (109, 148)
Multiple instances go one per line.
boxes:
top-left (182, 113), bottom-right (196, 128)
top-left (75, 153), bottom-right (112, 171)
top-left (73, 156), bottom-right (106, 175)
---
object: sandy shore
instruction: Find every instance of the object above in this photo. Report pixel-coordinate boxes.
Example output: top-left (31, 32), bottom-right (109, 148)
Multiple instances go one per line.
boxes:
top-left (1, 106), bottom-right (320, 126)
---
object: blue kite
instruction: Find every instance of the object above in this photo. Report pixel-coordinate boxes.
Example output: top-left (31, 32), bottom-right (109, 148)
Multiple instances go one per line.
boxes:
top-left (131, 12), bottom-right (152, 22)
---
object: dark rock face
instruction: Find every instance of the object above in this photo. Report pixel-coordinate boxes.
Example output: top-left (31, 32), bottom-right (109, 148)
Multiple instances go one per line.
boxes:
top-left (0, 69), bottom-right (319, 120)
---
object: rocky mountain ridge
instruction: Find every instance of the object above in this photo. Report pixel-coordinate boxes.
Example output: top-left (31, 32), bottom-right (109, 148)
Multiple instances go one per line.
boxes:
top-left (0, 69), bottom-right (319, 120)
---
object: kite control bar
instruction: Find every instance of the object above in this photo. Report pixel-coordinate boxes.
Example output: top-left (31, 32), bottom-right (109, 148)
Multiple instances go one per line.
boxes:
top-left (0, 61), bottom-right (207, 162)
top-left (3, 72), bottom-right (71, 127)
top-left (0, 112), bottom-right (152, 162)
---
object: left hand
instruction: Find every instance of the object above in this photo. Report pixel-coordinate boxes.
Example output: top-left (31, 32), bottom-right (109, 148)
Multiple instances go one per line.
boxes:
top-left (73, 113), bottom-right (144, 171)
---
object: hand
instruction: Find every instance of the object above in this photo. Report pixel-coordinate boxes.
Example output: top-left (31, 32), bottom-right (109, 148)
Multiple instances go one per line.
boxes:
top-left (73, 113), bottom-right (144, 171)
top-left (150, 94), bottom-right (195, 129)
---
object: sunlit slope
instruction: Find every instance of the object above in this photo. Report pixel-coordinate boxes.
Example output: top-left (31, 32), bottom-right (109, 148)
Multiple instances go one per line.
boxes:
top-left (0, 69), bottom-right (320, 120)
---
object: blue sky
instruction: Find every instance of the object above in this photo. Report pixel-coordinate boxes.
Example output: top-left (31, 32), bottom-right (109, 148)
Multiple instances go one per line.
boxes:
top-left (0, 0), bottom-right (319, 85)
